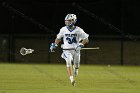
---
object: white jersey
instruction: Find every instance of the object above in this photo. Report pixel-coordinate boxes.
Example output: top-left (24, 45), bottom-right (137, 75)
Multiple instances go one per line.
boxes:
top-left (57, 26), bottom-right (89, 49)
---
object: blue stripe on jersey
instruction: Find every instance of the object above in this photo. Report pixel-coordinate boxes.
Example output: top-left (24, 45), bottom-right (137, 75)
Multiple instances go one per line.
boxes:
top-left (66, 26), bottom-right (76, 32)
top-left (64, 53), bottom-right (67, 58)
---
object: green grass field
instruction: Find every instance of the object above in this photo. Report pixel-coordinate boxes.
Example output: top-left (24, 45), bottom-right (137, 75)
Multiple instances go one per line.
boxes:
top-left (0, 63), bottom-right (140, 93)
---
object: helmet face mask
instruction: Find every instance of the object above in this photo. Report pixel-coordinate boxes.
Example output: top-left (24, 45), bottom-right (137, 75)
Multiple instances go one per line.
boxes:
top-left (65, 20), bottom-right (74, 26)
top-left (65, 14), bottom-right (77, 26)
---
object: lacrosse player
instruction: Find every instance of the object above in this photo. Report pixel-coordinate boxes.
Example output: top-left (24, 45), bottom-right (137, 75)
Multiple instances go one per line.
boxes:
top-left (50, 14), bottom-right (89, 86)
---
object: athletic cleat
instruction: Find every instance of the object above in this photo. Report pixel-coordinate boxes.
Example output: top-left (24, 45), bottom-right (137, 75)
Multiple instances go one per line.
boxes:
top-left (71, 79), bottom-right (76, 86)
top-left (73, 66), bottom-right (78, 77)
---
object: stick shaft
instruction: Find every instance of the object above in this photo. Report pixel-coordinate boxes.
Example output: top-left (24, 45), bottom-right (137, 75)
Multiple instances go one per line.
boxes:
top-left (82, 47), bottom-right (100, 50)
top-left (62, 47), bottom-right (100, 50)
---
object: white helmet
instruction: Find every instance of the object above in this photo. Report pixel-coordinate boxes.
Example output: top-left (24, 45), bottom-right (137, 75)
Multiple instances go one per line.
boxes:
top-left (65, 14), bottom-right (77, 23)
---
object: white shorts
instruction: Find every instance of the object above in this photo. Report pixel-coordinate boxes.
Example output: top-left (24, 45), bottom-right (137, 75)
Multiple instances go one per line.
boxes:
top-left (61, 50), bottom-right (80, 67)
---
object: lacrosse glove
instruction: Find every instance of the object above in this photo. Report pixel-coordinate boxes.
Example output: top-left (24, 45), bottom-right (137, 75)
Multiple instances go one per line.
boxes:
top-left (49, 43), bottom-right (58, 52)
top-left (75, 43), bottom-right (84, 52)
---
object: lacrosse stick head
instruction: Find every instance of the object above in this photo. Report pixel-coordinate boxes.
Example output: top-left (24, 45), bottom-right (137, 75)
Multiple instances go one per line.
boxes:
top-left (20, 47), bottom-right (34, 56)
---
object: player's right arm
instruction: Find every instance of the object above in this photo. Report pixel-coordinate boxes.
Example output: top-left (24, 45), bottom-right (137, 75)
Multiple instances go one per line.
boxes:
top-left (49, 28), bottom-right (64, 52)
top-left (54, 38), bottom-right (61, 45)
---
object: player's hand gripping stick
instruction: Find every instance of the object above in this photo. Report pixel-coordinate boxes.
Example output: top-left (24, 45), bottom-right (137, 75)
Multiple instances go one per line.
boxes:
top-left (49, 43), bottom-right (58, 52)
top-left (75, 43), bottom-right (84, 52)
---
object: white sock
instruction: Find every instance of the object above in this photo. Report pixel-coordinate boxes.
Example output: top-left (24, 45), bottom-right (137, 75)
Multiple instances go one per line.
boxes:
top-left (70, 76), bottom-right (74, 81)
top-left (75, 68), bottom-right (78, 73)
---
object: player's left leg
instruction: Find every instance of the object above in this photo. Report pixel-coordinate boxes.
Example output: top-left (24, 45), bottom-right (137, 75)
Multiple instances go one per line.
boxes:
top-left (73, 52), bottom-right (80, 77)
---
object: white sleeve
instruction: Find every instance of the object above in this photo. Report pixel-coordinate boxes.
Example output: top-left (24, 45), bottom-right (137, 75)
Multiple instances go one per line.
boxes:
top-left (57, 28), bottom-right (64, 39)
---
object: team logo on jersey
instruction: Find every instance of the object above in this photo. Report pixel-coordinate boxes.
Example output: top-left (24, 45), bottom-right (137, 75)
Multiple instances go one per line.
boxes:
top-left (65, 34), bottom-right (77, 37)
top-left (65, 34), bottom-right (77, 44)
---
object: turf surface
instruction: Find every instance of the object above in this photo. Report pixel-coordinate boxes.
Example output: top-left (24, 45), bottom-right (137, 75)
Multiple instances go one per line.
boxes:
top-left (0, 63), bottom-right (140, 93)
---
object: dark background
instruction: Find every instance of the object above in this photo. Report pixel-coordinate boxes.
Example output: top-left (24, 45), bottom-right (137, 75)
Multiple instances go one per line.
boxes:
top-left (0, 0), bottom-right (140, 35)
top-left (0, 0), bottom-right (140, 65)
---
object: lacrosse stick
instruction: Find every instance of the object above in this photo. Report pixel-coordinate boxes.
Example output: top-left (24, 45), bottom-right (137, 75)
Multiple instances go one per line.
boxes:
top-left (20, 47), bottom-right (34, 56)
top-left (20, 46), bottom-right (100, 56)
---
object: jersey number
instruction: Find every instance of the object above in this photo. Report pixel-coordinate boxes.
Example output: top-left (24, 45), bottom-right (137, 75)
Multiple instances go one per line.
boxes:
top-left (66, 37), bottom-right (77, 44)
